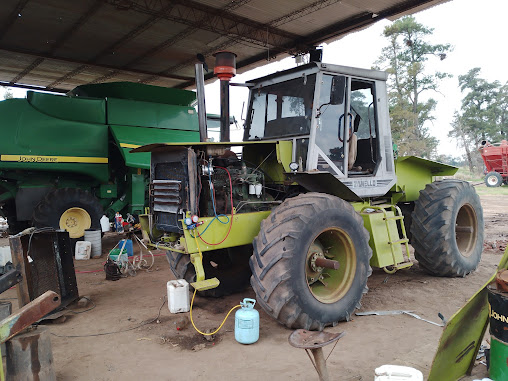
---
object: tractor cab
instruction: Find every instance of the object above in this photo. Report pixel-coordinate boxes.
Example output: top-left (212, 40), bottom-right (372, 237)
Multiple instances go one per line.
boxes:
top-left (244, 62), bottom-right (396, 198)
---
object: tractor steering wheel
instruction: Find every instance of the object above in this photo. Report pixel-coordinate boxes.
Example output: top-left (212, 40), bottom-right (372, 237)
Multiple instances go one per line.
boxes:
top-left (338, 113), bottom-right (353, 143)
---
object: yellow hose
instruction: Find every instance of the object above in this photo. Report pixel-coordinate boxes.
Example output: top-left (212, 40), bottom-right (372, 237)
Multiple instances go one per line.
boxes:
top-left (189, 231), bottom-right (241, 336)
top-left (190, 288), bottom-right (241, 336)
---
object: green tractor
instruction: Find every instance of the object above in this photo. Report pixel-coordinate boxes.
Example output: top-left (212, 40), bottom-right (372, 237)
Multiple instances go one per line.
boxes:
top-left (137, 53), bottom-right (483, 330)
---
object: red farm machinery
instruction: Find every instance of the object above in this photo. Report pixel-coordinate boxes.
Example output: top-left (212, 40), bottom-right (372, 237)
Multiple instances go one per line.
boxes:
top-left (480, 140), bottom-right (508, 187)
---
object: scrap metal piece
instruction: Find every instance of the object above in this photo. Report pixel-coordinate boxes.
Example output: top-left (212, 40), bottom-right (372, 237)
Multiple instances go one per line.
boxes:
top-left (356, 310), bottom-right (444, 327)
top-left (0, 269), bottom-right (22, 295)
top-left (0, 291), bottom-right (60, 344)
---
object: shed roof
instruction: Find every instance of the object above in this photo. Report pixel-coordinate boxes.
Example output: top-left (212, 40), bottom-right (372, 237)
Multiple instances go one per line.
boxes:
top-left (0, 0), bottom-right (447, 92)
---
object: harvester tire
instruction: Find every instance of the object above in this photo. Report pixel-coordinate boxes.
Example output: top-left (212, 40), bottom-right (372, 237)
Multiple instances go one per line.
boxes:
top-left (250, 193), bottom-right (372, 331)
top-left (485, 171), bottom-right (502, 187)
top-left (411, 180), bottom-right (484, 277)
top-left (32, 188), bottom-right (103, 239)
top-left (167, 245), bottom-right (252, 297)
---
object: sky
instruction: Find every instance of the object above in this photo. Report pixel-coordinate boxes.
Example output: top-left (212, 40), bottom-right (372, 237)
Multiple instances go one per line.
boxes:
top-left (3, 0), bottom-right (508, 158)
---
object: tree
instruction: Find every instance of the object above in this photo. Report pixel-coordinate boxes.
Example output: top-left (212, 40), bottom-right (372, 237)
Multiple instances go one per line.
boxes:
top-left (457, 68), bottom-right (499, 143)
top-left (375, 16), bottom-right (451, 158)
top-left (1, 86), bottom-right (13, 100)
top-left (448, 112), bottom-right (478, 173)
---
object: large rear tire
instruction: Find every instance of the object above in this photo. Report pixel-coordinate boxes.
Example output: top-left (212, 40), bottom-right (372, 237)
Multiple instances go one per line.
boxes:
top-left (167, 245), bottom-right (252, 297)
top-left (250, 193), bottom-right (372, 331)
top-left (32, 188), bottom-right (103, 239)
top-left (411, 180), bottom-right (484, 277)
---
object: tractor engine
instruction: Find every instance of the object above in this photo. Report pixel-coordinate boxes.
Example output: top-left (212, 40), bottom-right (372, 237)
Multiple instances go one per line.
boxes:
top-left (150, 145), bottom-right (269, 236)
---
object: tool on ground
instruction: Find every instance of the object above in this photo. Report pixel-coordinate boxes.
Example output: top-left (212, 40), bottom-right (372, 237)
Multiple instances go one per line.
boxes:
top-left (289, 329), bottom-right (345, 381)
top-left (355, 310), bottom-right (445, 327)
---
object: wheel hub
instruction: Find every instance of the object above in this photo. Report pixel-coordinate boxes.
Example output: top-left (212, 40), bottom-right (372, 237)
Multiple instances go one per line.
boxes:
top-left (59, 207), bottom-right (91, 239)
top-left (455, 203), bottom-right (478, 258)
top-left (305, 228), bottom-right (356, 304)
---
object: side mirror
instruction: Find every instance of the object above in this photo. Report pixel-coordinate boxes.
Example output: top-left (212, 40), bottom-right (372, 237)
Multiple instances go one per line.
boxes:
top-left (330, 76), bottom-right (346, 105)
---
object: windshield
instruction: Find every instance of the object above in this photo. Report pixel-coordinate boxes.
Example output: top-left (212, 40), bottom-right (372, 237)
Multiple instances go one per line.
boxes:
top-left (244, 74), bottom-right (316, 140)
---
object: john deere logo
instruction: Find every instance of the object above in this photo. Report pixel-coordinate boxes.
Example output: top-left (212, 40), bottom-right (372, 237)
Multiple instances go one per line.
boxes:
top-left (489, 303), bottom-right (508, 323)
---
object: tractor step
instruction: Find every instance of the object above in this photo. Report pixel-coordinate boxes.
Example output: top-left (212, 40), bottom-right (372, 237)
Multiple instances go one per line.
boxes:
top-left (385, 215), bottom-right (404, 221)
top-left (389, 238), bottom-right (409, 245)
top-left (191, 277), bottom-right (220, 291)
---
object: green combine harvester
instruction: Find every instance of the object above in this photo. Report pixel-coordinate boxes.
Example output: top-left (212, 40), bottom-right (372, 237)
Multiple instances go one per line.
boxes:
top-left (137, 52), bottom-right (484, 331)
top-left (0, 82), bottom-right (200, 238)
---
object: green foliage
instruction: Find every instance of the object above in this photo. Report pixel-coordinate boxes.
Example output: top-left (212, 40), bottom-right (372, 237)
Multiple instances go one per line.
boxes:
top-left (450, 68), bottom-right (508, 176)
top-left (457, 68), bottom-right (508, 143)
top-left (2, 86), bottom-right (13, 100)
top-left (376, 16), bottom-right (451, 158)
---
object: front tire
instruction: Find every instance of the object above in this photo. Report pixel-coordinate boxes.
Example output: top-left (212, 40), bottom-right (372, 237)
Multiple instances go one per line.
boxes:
top-left (250, 193), bottom-right (372, 330)
top-left (167, 245), bottom-right (252, 297)
top-left (32, 188), bottom-right (103, 239)
top-left (411, 180), bottom-right (483, 277)
top-left (485, 171), bottom-right (502, 187)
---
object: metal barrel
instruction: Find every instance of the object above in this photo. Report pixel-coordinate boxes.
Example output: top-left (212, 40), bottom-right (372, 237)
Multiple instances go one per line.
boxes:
top-left (487, 286), bottom-right (508, 380)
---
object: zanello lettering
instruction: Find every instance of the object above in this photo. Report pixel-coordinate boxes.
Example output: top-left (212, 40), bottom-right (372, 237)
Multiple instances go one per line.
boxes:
top-left (352, 179), bottom-right (378, 188)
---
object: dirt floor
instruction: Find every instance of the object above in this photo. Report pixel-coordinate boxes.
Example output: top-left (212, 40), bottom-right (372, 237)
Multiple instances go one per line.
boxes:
top-left (1, 190), bottom-right (506, 380)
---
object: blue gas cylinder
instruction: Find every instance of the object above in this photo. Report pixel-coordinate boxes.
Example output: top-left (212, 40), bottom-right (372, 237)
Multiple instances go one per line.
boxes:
top-left (235, 298), bottom-right (259, 344)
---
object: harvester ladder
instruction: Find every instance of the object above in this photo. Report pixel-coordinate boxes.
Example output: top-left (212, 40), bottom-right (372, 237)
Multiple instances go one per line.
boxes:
top-left (367, 204), bottom-right (413, 274)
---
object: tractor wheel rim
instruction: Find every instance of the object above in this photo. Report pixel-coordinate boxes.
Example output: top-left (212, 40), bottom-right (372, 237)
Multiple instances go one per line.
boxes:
top-left (305, 228), bottom-right (356, 304)
top-left (59, 207), bottom-right (91, 239)
top-left (488, 176), bottom-right (498, 186)
top-left (455, 203), bottom-right (478, 258)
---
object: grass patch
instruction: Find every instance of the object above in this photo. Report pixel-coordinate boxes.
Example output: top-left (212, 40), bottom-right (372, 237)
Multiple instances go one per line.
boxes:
top-left (473, 183), bottom-right (508, 195)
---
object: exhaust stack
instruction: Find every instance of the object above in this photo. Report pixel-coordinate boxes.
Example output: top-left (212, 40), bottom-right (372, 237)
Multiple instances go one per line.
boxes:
top-left (194, 62), bottom-right (208, 142)
top-left (213, 51), bottom-right (236, 142)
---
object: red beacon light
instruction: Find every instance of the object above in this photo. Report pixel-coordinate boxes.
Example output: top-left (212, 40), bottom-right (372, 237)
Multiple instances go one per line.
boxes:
top-left (213, 51), bottom-right (237, 81)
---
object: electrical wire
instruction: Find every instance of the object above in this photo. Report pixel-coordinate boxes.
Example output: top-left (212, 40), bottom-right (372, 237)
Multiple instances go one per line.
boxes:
top-left (50, 296), bottom-right (167, 338)
top-left (195, 166), bottom-right (234, 246)
top-left (63, 296), bottom-right (96, 314)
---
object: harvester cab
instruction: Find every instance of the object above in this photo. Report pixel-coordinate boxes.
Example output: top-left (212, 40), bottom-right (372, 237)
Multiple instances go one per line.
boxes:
top-left (243, 63), bottom-right (396, 199)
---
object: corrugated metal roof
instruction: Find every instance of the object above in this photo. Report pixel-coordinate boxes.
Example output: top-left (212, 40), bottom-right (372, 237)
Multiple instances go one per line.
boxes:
top-left (0, 0), bottom-right (448, 92)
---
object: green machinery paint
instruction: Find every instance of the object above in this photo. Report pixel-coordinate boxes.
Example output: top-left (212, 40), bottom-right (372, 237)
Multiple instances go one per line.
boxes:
top-left (0, 82), bottom-right (200, 237)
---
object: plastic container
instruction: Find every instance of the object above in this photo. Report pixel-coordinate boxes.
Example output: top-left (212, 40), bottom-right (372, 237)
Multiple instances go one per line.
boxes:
top-left (167, 279), bottom-right (190, 313)
top-left (75, 241), bottom-right (91, 260)
top-left (374, 365), bottom-right (423, 381)
top-left (84, 229), bottom-right (102, 258)
top-left (100, 215), bottom-right (110, 232)
top-left (119, 239), bottom-right (133, 257)
top-left (109, 248), bottom-right (128, 263)
top-left (0, 246), bottom-right (12, 267)
top-left (235, 298), bottom-right (259, 344)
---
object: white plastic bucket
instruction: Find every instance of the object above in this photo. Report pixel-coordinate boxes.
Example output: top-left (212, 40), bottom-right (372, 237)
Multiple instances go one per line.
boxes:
top-left (84, 229), bottom-right (102, 258)
top-left (374, 365), bottom-right (423, 381)
top-left (167, 279), bottom-right (190, 313)
top-left (75, 241), bottom-right (91, 260)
